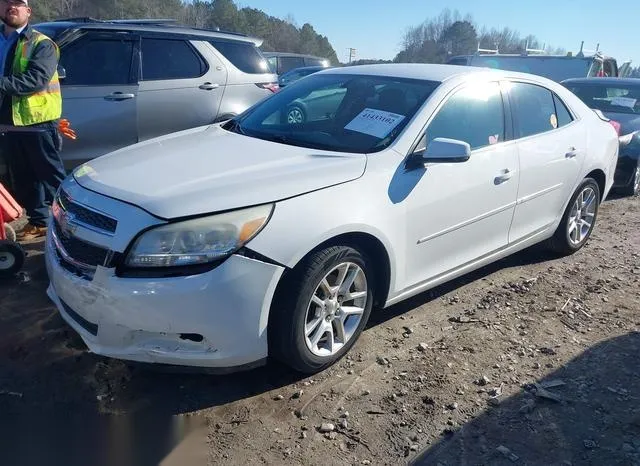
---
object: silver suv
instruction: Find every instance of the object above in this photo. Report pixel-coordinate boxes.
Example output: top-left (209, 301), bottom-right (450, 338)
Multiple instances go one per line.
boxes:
top-left (33, 19), bottom-right (279, 169)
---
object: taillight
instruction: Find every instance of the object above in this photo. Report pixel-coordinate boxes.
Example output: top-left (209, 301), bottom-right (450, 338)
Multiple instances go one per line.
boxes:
top-left (256, 82), bottom-right (279, 93)
top-left (608, 120), bottom-right (621, 135)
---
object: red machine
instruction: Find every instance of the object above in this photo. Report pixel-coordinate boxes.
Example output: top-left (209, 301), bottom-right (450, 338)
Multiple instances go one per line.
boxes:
top-left (0, 181), bottom-right (25, 277)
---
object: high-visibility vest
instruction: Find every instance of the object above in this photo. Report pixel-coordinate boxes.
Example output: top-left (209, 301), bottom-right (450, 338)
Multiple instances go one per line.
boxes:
top-left (11, 30), bottom-right (62, 126)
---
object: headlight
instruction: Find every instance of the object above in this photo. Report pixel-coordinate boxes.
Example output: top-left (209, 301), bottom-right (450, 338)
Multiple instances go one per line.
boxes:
top-left (125, 204), bottom-right (274, 268)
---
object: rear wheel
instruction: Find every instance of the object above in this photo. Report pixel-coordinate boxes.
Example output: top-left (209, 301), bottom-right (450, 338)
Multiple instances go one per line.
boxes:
top-left (620, 162), bottom-right (640, 197)
top-left (286, 105), bottom-right (306, 124)
top-left (0, 240), bottom-right (25, 278)
top-left (547, 178), bottom-right (600, 255)
top-left (269, 246), bottom-right (374, 374)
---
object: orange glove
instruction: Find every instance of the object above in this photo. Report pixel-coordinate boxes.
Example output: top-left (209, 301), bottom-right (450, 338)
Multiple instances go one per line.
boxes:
top-left (58, 118), bottom-right (77, 140)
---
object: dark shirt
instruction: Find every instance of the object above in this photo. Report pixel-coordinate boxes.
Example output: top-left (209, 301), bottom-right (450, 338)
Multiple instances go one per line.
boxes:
top-left (0, 24), bottom-right (59, 125)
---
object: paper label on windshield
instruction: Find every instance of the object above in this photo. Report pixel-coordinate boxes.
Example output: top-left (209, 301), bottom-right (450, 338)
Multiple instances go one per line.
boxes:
top-left (344, 108), bottom-right (405, 138)
top-left (611, 96), bottom-right (637, 109)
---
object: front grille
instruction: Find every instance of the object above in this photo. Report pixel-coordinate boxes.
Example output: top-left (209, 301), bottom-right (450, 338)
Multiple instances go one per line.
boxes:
top-left (54, 219), bottom-right (109, 267)
top-left (58, 189), bottom-right (118, 234)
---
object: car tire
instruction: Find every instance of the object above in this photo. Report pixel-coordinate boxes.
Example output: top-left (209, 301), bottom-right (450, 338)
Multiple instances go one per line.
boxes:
top-left (620, 161), bottom-right (640, 197)
top-left (269, 246), bottom-right (374, 374)
top-left (286, 105), bottom-right (306, 125)
top-left (547, 178), bottom-right (600, 256)
top-left (0, 240), bottom-right (25, 278)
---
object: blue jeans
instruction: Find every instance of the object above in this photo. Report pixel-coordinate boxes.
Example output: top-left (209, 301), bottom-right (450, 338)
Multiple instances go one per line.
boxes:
top-left (2, 121), bottom-right (66, 227)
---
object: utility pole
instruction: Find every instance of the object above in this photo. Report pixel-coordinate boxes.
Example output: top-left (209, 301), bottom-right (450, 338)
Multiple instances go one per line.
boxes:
top-left (347, 48), bottom-right (356, 63)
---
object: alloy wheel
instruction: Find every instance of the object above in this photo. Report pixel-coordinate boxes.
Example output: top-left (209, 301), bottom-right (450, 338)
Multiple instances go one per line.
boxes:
top-left (304, 262), bottom-right (368, 357)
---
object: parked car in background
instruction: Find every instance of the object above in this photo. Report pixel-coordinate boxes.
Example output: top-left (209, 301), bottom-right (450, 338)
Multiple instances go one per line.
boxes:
top-left (448, 44), bottom-right (629, 82)
top-left (562, 77), bottom-right (640, 196)
top-left (278, 66), bottom-right (327, 88)
top-left (45, 64), bottom-right (617, 374)
top-left (262, 52), bottom-right (330, 75)
top-left (31, 18), bottom-right (279, 170)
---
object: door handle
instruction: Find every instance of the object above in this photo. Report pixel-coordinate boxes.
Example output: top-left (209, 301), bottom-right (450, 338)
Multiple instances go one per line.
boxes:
top-left (565, 146), bottom-right (579, 158)
top-left (566, 147), bottom-right (578, 158)
top-left (199, 82), bottom-right (220, 90)
top-left (104, 92), bottom-right (135, 101)
top-left (494, 169), bottom-right (513, 185)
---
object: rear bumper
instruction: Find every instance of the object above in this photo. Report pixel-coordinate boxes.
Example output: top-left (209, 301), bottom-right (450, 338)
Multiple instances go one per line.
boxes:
top-left (613, 155), bottom-right (638, 187)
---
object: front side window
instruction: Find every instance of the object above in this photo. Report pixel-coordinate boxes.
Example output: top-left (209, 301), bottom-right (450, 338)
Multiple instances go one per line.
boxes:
top-left (60, 37), bottom-right (134, 86)
top-left (425, 81), bottom-right (505, 150)
top-left (226, 74), bottom-right (440, 153)
top-left (141, 38), bottom-right (205, 80)
top-left (509, 82), bottom-right (558, 138)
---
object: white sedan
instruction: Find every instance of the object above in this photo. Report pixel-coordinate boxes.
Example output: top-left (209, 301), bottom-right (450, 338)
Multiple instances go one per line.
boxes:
top-left (45, 64), bottom-right (618, 374)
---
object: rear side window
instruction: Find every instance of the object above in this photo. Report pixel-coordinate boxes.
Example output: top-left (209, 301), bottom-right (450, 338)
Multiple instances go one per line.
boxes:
top-left (426, 82), bottom-right (505, 150)
top-left (510, 83), bottom-right (558, 138)
top-left (141, 38), bottom-right (205, 80)
top-left (553, 94), bottom-right (574, 127)
top-left (60, 37), bottom-right (134, 86)
top-left (210, 40), bottom-right (270, 74)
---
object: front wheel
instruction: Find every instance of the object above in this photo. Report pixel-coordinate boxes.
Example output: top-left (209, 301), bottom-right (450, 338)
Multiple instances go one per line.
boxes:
top-left (0, 240), bottom-right (25, 278)
top-left (547, 178), bottom-right (600, 255)
top-left (269, 246), bottom-right (374, 374)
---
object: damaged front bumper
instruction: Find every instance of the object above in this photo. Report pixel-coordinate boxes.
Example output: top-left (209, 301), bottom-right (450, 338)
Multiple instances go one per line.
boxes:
top-left (45, 232), bottom-right (285, 370)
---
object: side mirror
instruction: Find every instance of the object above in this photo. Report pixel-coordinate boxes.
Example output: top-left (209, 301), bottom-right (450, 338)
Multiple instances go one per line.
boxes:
top-left (410, 137), bottom-right (471, 165)
top-left (57, 65), bottom-right (66, 80)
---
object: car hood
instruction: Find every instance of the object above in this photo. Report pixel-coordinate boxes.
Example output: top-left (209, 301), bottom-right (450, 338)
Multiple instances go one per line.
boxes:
top-left (74, 125), bottom-right (367, 219)
top-left (602, 111), bottom-right (640, 135)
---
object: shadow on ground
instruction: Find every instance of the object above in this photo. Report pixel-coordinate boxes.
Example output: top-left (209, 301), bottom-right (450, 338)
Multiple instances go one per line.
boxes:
top-left (0, 241), bottom-right (572, 466)
top-left (411, 331), bottom-right (640, 466)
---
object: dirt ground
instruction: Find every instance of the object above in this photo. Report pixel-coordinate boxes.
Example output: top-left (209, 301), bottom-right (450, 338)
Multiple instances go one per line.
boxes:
top-left (0, 194), bottom-right (639, 466)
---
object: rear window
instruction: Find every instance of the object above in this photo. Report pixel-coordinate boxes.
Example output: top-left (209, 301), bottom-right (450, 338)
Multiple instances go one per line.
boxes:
top-left (305, 57), bottom-right (328, 67)
top-left (210, 40), bottom-right (270, 74)
top-left (279, 56), bottom-right (305, 74)
top-left (564, 83), bottom-right (640, 115)
top-left (471, 56), bottom-right (592, 82)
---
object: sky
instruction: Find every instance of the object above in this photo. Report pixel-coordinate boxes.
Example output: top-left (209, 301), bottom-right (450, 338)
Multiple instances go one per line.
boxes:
top-left (237, 0), bottom-right (638, 65)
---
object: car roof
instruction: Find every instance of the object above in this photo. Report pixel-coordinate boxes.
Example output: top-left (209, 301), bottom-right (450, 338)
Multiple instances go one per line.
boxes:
top-left (318, 63), bottom-right (547, 83)
top-left (262, 52), bottom-right (325, 59)
top-left (562, 77), bottom-right (640, 86)
top-left (34, 19), bottom-right (263, 45)
top-left (283, 66), bottom-right (327, 73)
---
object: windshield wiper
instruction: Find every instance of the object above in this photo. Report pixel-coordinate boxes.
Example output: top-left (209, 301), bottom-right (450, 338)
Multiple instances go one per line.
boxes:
top-left (224, 118), bottom-right (246, 135)
top-left (263, 133), bottom-right (340, 151)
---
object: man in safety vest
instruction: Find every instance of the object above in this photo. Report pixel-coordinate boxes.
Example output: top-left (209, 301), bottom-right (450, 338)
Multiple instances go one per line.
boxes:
top-left (0, 0), bottom-right (64, 239)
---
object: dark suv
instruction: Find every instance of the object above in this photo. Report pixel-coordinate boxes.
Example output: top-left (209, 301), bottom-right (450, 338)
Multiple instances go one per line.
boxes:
top-left (32, 18), bottom-right (279, 169)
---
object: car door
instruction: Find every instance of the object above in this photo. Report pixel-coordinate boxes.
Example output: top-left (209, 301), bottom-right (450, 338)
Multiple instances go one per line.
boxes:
top-left (506, 82), bottom-right (586, 243)
top-left (137, 37), bottom-right (228, 141)
top-left (58, 31), bottom-right (139, 169)
top-left (404, 81), bottom-right (519, 286)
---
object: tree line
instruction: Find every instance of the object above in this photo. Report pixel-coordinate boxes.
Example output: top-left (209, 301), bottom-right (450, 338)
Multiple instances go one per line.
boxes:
top-left (28, 0), bottom-right (339, 65)
top-left (393, 9), bottom-right (567, 64)
top-left (28, 2), bottom-right (630, 71)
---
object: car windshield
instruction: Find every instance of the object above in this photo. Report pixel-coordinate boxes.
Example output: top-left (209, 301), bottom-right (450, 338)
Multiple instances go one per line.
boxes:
top-left (226, 73), bottom-right (440, 153)
top-left (565, 83), bottom-right (640, 115)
